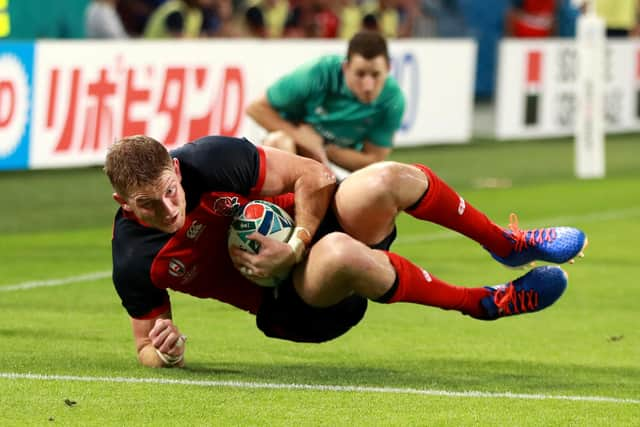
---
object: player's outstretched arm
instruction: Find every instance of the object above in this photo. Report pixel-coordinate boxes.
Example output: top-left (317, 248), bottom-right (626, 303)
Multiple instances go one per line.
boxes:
top-left (131, 315), bottom-right (186, 368)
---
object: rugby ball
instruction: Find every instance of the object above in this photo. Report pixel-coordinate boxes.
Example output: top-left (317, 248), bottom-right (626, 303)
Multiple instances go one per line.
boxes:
top-left (227, 200), bottom-right (294, 287)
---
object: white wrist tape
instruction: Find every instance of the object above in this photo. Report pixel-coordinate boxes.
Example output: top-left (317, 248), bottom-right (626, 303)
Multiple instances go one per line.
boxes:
top-left (155, 349), bottom-right (183, 366)
top-left (174, 334), bottom-right (187, 349)
top-left (287, 227), bottom-right (311, 263)
top-left (155, 335), bottom-right (186, 366)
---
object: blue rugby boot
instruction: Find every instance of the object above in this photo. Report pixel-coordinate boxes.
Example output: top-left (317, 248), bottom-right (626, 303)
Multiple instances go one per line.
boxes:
top-left (480, 266), bottom-right (568, 320)
top-left (489, 214), bottom-right (588, 268)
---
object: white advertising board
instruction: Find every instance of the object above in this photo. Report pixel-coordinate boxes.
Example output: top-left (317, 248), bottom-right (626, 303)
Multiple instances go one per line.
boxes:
top-left (24, 38), bottom-right (475, 169)
top-left (495, 38), bottom-right (640, 139)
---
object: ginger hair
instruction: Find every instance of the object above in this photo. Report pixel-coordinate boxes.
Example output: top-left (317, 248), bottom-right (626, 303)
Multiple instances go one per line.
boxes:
top-left (104, 135), bottom-right (173, 198)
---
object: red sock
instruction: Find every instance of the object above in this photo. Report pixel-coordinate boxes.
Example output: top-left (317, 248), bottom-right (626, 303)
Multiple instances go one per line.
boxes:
top-left (407, 164), bottom-right (512, 257)
top-left (382, 252), bottom-right (490, 318)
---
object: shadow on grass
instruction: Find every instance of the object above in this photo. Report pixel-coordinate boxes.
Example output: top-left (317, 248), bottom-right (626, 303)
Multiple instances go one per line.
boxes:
top-left (178, 358), bottom-right (640, 398)
top-left (6, 324), bottom-right (635, 398)
top-left (5, 337), bottom-right (637, 399)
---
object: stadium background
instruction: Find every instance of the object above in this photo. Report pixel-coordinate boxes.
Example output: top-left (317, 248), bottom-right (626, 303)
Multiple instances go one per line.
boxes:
top-left (1, 1), bottom-right (639, 425)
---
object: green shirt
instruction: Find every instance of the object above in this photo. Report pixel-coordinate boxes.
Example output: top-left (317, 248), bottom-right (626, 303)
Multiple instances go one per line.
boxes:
top-left (266, 55), bottom-right (405, 151)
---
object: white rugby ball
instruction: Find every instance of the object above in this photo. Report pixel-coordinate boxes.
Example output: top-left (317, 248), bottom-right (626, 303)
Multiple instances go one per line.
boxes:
top-left (227, 200), bottom-right (294, 287)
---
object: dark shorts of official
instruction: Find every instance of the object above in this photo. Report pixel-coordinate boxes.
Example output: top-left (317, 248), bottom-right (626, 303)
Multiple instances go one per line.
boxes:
top-left (256, 207), bottom-right (397, 343)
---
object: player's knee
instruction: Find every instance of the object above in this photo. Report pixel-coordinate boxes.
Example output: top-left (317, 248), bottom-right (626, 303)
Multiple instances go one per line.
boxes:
top-left (312, 232), bottom-right (363, 276)
top-left (263, 131), bottom-right (295, 153)
top-left (359, 161), bottom-right (407, 193)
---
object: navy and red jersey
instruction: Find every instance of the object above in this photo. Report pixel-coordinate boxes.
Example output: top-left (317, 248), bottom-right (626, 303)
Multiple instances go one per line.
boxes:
top-left (111, 136), bottom-right (295, 319)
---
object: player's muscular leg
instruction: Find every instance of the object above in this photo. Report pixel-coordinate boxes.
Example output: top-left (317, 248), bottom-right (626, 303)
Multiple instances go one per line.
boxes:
top-left (293, 232), bottom-right (396, 307)
top-left (263, 131), bottom-right (296, 153)
top-left (333, 162), bottom-right (428, 245)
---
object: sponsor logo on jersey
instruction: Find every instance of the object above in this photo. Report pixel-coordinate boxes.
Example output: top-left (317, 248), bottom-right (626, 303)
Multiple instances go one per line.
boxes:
top-left (421, 269), bottom-right (432, 282)
top-left (212, 196), bottom-right (240, 216)
top-left (186, 220), bottom-right (205, 240)
top-left (457, 197), bottom-right (466, 215)
top-left (168, 258), bottom-right (186, 277)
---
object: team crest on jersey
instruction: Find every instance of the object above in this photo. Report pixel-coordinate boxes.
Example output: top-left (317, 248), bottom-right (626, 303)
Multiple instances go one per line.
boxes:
top-left (180, 265), bottom-right (199, 285)
top-left (315, 106), bottom-right (327, 116)
top-left (213, 196), bottom-right (240, 216)
top-left (186, 220), bottom-right (206, 240)
top-left (457, 197), bottom-right (466, 215)
top-left (168, 258), bottom-right (186, 277)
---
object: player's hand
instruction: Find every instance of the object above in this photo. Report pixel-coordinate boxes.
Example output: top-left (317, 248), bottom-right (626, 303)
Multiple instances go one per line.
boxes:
top-left (229, 232), bottom-right (295, 280)
top-left (148, 318), bottom-right (186, 357)
top-left (294, 124), bottom-right (328, 163)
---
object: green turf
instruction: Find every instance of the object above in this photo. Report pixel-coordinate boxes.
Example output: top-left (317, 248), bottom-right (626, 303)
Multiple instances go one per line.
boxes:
top-left (1, 135), bottom-right (639, 425)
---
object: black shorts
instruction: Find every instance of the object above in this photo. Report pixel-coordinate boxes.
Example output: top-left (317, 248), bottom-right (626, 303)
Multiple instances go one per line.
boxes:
top-left (256, 208), bottom-right (397, 343)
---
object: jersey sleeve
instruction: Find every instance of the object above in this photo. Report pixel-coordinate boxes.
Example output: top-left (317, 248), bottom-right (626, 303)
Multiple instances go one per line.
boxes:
top-left (172, 136), bottom-right (264, 200)
top-left (368, 81), bottom-right (405, 148)
top-left (266, 56), bottom-right (331, 118)
top-left (112, 213), bottom-right (171, 319)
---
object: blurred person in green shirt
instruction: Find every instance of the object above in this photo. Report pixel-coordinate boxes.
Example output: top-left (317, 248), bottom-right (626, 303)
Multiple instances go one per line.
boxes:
top-left (246, 30), bottom-right (405, 179)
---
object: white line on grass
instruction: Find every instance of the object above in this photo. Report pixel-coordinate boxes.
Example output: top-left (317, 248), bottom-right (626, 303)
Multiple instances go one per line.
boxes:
top-left (0, 271), bottom-right (110, 292)
top-left (2, 206), bottom-right (639, 292)
top-left (0, 372), bottom-right (638, 405)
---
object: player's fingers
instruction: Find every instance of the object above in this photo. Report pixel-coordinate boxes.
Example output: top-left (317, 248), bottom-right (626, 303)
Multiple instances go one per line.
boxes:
top-left (240, 265), bottom-right (266, 278)
top-left (229, 246), bottom-right (257, 265)
top-left (247, 232), bottom-right (267, 243)
top-left (151, 325), bottom-right (172, 348)
top-left (228, 251), bottom-right (257, 276)
top-left (158, 331), bottom-right (184, 354)
top-left (148, 318), bottom-right (170, 338)
top-left (171, 334), bottom-right (187, 351)
top-left (228, 245), bottom-right (247, 258)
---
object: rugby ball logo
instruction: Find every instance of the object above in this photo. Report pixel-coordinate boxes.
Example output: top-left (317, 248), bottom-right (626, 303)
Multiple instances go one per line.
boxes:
top-left (227, 200), bottom-right (294, 287)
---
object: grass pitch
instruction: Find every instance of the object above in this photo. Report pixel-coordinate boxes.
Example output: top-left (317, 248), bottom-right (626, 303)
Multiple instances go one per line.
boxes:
top-left (1, 135), bottom-right (639, 426)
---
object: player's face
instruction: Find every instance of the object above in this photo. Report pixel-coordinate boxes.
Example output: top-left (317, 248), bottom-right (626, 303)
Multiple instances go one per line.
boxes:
top-left (121, 159), bottom-right (187, 234)
top-left (343, 53), bottom-right (390, 104)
